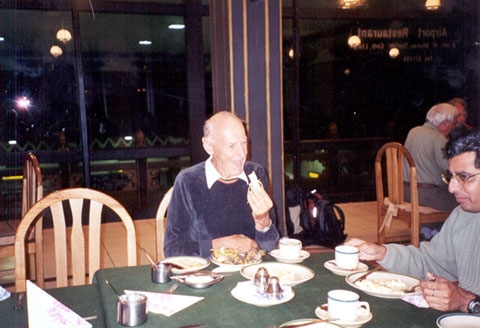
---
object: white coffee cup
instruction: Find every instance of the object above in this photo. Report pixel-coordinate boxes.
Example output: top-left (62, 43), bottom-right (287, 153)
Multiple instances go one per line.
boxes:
top-left (335, 245), bottom-right (359, 270)
top-left (279, 238), bottom-right (302, 259)
top-left (327, 289), bottom-right (370, 322)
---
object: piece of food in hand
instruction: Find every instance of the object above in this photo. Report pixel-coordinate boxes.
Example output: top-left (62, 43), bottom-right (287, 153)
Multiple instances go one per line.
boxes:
top-left (211, 247), bottom-right (265, 265)
top-left (248, 171), bottom-right (264, 193)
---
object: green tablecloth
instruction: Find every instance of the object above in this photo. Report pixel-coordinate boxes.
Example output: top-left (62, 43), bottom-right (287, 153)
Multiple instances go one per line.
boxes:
top-left (93, 252), bottom-right (445, 328)
top-left (0, 284), bottom-right (104, 328)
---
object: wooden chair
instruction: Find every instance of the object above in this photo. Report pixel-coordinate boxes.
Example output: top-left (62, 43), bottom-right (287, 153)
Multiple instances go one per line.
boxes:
top-left (15, 188), bottom-right (137, 292)
top-left (375, 142), bottom-right (450, 247)
top-left (0, 153), bottom-right (43, 286)
top-left (155, 187), bottom-right (173, 261)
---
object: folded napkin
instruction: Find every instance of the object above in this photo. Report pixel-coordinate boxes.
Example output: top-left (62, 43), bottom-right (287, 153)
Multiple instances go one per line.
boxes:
top-left (231, 281), bottom-right (294, 304)
top-left (401, 293), bottom-right (429, 308)
top-left (124, 290), bottom-right (203, 317)
top-left (0, 285), bottom-right (10, 301)
top-left (26, 280), bottom-right (92, 328)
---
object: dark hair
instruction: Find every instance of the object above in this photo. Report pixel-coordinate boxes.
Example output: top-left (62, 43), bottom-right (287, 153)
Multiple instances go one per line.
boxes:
top-left (445, 130), bottom-right (480, 168)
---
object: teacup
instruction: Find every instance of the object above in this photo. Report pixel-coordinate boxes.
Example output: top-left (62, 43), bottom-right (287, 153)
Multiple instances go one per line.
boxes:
top-left (279, 238), bottom-right (302, 259)
top-left (327, 289), bottom-right (370, 322)
top-left (334, 245), bottom-right (359, 270)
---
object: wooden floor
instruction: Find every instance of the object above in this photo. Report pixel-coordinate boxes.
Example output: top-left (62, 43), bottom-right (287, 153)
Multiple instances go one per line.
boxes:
top-left (0, 201), bottom-right (410, 292)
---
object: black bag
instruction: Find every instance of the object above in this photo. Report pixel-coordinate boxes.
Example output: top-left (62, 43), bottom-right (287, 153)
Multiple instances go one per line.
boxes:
top-left (284, 183), bottom-right (304, 236)
top-left (299, 188), bottom-right (347, 248)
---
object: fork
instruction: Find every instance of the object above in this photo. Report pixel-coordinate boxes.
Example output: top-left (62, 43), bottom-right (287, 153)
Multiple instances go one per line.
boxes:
top-left (352, 266), bottom-right (382, 284)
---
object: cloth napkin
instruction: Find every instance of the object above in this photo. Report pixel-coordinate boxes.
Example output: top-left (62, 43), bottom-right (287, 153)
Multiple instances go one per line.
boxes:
top-left (26, 280), bottom-right (92, 328)
top-left (0, 285), bottom-right (10, 301)
top-left (401, 293), bottom-right (429, 308)
top-left (124, 290), bottom-right (203, 317)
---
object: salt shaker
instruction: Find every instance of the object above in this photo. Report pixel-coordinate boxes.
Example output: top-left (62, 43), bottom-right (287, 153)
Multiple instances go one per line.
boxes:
top-left (253, 267), bottom-right (270, 295)
top-left (265, 276), bottom-right (284, 300)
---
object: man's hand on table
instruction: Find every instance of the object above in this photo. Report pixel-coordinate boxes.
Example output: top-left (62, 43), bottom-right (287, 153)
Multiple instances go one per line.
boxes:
top-left (421, 272), bottom-right (475, 312)
top-left (247, 183), bottom-right (273, 230)
top-left (212, 234), bottom-right (259, 253)
top-left (343, 238), bottom-right (387, 261)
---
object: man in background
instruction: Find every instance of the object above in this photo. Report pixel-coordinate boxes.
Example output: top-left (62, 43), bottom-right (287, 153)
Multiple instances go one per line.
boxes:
top-left (164, 111), bottom-right (280, 257)
top-left (403, 103), bottom-right (458, 212)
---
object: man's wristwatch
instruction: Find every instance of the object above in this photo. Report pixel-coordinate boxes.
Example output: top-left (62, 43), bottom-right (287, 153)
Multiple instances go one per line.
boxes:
top-left (467, 295), bottom-right (480, 314)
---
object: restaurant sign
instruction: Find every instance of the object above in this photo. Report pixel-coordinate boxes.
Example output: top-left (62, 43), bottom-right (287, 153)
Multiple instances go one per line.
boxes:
top-left (352, 23), bottom-right (457, 63)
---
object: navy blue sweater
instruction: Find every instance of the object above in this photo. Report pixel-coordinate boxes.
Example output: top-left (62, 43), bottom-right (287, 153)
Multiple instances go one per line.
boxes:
top-left (164, 161), bottom-right (280, 257)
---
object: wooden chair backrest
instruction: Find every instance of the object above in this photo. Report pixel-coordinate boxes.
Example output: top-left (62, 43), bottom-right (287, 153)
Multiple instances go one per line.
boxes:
top-left (155, 187), bottom-right (173, 261)
top-left (15, 188), bottom-right (137, 292)
top-left (375, 142), bottom-right (420, 244)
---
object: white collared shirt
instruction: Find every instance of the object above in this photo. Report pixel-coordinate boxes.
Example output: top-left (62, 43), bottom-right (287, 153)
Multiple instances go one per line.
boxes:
top-left (205, 156), bottom-right (248, 189)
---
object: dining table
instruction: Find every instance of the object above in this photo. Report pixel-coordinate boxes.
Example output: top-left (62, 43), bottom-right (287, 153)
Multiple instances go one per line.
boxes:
top-left (1, 251), bottom-right (448, 327)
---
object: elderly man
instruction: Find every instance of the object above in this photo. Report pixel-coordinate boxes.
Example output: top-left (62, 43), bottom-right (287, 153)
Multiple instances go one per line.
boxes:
top-left (448, 97), bottom-right (472, 140)
top-left (346, 131), bottom-right (480, 313)
top-left (403, 103), bottom-right (458, 212)
top-left (164, 111), bottom-right (280, 257)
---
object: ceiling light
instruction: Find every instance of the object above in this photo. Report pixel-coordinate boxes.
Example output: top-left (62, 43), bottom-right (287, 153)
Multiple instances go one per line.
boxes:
top-left (56, 28), bottom-right (72, 43)
top-left (389, 48), bottom-right (400, 58)
top-left (139, 40), bottom-right (152, 45)
top-left (425, 0), bottom-right (441, 10)
top-left (50, 45), bottom-right (63, 58)
top-left (348, 35), bottom-right (361, 48)
top-left (168, 24), bottom-right (185, 30)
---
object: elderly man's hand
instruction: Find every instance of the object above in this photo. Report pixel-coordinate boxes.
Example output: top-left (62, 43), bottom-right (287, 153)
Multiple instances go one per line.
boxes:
top-left (343, 238), bottom-right (387, 261)
top-left (212, 234), bottom-right (258, 253)
top-left (421, 272), bottom-right (475, 312)
top-left (247, 184), bottom-right (273, 230)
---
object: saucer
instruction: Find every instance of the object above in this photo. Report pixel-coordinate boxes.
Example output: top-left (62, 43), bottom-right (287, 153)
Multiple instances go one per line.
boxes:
top-left (231, 281), bottom-right (295, 307)
top-left (324, 260), bottom-right (368, 276)
top-left (270, 249), bottom-right (310, 263)
top-left (315, 304), bottom-right (373, 328)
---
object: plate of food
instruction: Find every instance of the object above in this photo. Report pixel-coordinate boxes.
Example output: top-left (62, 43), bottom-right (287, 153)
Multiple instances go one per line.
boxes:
top-left (346, 271), bottom-right (421, 299)
top-left (160, 256), bottom-right (210, 274)
top-left (240, 262), bottom-right (315, 287)
top-left (210, 247), bottom-right (264, 271)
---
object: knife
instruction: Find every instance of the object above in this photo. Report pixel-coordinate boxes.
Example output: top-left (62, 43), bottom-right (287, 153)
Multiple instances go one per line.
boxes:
top-left (176, 324), bottom-right (207, 328)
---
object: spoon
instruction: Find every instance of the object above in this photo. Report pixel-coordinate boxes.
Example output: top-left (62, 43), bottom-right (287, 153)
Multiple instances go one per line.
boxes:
top-left (403, 283), bottom-right (420, 293)
top-left (352, 266), bottom-right (382, 283)
top-left (281, 318), bottom-right (339, 328)
top-left (13, 292), bottom-right (24, 310)
top-left (140, 247), bottom-right (157, 266)
top-left (105, 280), bottom-right (122, 297)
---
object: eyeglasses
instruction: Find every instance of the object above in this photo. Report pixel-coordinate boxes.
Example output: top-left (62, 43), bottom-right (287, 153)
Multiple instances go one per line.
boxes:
top-left (441, 171), bottom-right (480, 185)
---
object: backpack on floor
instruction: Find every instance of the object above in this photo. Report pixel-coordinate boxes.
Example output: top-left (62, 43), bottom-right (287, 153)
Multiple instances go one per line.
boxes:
top-left (299, 188), bottom-right (347, 248)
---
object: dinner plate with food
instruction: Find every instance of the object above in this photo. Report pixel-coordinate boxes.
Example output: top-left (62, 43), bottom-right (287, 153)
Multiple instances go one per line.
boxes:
top-left (346, 271), bottom-right (421, 299)
top-left (210, 247), bottom-right (264, 271)
top-left (240, 262), bottom-right (314, 287)
top-left (160, 256), bottom-right (210, 274)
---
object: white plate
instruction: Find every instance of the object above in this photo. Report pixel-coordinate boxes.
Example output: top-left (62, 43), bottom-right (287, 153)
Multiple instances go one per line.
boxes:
top-left (211, 257), bottom-right (262, 272)
top-left (346, 271), bottom-right (421, 299)
top-left (270, 249), bottom-right (311, 264)
top-left (160, 256), bottom-right (210, 274)
top-left (280, 318), bottom-right (342, 328)
top-left (315, 304), bottom-right (373, 328)
top-left (231, 281), bottom-right (294, 307)
top-left (324, 260), bottom-right (369, 276)
top-left (240, 262), bottom-right (315, 287)
top-left (436, 313), bottom-right (480, 328)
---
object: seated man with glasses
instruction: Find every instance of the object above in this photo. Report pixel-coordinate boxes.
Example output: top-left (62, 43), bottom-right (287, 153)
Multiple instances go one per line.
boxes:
top-left (345, 131), bottom-right (480, 314)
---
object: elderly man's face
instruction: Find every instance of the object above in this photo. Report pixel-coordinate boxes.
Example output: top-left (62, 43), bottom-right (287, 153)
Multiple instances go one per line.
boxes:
top-left (455, 104), bottom-right (467, 127)
top-left (448, 151), bottom-right (480, 212)
top-left (209, 118), bottom-right (248, 179)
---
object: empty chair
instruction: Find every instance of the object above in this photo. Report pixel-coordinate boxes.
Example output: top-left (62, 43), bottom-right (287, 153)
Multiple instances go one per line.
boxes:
top-left (155, 187), bottom-right (173, 261)
top-left (15, 188), bottom-right (137, 292)
top-left (375, 142), bottom-right (450, 247)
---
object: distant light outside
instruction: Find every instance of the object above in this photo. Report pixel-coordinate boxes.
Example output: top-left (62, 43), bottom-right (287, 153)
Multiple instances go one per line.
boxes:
top-left (168, 24), bottom-right (185, 30)
top-left (0, 37), bottom-right (4, 42)
top-left (16, 96), bottom-right (31, 109)
top-left (139, 40), bottom-right (152, 45)
top-left (124, 136), bottom-right (133, 141)
top-left (8, 140), bottom-right (17, 145)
